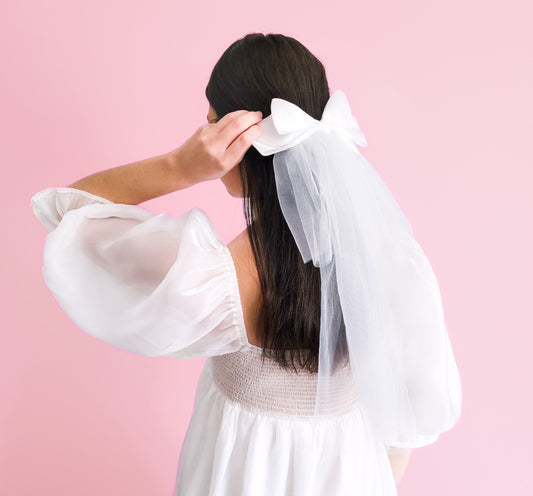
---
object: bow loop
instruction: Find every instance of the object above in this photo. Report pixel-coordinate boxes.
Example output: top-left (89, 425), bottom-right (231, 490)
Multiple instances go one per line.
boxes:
top-left (270, 98), bottom-right (317, 135)
top-left (252, 90), bottom-right (367, 156)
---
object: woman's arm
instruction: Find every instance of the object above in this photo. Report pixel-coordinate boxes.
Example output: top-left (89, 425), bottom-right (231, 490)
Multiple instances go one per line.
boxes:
top-left (67, 109), bottom-right (263, 205)
top-left (68, 150), bottom-right (190, 205)
top-left (387, 448), bottom-right (412, 485)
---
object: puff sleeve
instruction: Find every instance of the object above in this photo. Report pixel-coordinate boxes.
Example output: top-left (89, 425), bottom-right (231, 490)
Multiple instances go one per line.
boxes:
top-left (30, 187), bottom-right (249, 359)
top-left (382, 238), bottom-right (463, 450)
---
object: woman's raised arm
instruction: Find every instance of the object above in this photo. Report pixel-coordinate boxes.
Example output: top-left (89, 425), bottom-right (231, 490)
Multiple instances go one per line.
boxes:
top-left (67, 109), bottom-right (262, 205)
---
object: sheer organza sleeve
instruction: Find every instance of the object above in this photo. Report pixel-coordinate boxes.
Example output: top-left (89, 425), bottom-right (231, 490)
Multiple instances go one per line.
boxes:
top-left (382, 238), bottom-right (462, 450)
top-left (30, 187), bottom-right (248, 359)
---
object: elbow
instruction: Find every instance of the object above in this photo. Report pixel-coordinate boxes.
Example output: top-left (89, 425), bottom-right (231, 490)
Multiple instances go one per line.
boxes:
top-left (387, 448), bottom-right (412, 485)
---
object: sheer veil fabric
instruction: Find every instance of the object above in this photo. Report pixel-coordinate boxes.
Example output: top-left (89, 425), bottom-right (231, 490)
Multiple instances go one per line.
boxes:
top-left (251, 90), bottom-right (462, 449)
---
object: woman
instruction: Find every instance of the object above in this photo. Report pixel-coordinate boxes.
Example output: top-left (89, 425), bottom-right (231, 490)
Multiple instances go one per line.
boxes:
top-left (31, 33), bottom-right (461, 495)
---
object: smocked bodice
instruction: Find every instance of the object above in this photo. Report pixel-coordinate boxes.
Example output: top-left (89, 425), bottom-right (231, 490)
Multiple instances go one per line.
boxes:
top-left (209, 345), bottom-right (358, 419)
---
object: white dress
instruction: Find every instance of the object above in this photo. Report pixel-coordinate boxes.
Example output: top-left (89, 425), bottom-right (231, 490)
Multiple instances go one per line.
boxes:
top-left (30, 187), bottom-right (461, 496)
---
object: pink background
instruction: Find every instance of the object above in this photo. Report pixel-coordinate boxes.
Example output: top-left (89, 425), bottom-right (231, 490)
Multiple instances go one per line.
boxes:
top-left (2, 0), bottom-right (531, 494)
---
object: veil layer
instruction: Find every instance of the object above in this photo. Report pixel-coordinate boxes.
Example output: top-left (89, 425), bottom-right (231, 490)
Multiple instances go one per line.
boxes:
top-left (251, 90), bottom-right (462, 448)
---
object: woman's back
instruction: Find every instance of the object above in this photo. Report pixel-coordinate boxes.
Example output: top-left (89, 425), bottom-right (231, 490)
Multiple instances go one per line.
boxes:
top-left (228, 229), bottom-right (415, 485)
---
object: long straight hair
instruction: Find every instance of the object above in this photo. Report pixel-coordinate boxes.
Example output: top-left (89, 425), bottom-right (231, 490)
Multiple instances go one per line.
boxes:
top-left (206, 33), bottom-right (341, 373)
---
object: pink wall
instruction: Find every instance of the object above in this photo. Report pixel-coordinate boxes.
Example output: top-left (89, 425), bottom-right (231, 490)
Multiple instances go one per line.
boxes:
top-left (2, 0), bottom-right (531, 494)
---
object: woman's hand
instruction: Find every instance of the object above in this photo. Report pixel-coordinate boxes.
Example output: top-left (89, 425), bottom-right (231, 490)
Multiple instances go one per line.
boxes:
top-left (171, 110), bottom-right (263, 186)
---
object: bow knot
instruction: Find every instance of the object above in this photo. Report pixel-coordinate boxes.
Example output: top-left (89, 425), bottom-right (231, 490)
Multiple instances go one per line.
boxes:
top-left (252, 90), bottom-right (367, 156)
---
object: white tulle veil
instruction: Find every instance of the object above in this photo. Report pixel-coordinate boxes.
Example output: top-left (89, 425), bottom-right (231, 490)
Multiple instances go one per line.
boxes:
top-left (251, 90), bottom-right (462, 448)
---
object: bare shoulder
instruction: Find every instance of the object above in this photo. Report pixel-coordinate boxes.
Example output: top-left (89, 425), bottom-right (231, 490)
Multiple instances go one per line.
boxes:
top-left (227, 229), bottom-right (262, 346)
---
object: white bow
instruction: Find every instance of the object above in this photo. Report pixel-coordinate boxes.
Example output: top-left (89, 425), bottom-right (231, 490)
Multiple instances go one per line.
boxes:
top-left (252, 90), bottom-right (367, 156)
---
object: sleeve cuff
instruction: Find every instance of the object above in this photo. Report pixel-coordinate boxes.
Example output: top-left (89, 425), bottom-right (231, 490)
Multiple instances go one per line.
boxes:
top-left (30, 187), bottom-right (114, 232)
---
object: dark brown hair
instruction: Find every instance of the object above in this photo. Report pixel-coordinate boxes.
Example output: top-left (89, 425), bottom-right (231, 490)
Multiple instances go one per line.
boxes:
top-left (205, 33), bottom-right (346, 373)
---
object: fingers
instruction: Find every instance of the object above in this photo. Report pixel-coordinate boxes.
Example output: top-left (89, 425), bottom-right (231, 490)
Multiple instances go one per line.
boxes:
top-left (217, 110), bottom-right (263, 148)
top-left (214, 109), bottom-right (250, 128)
top-left (211, 109), bottom-right (263, 170)
top-left (224, 120), bottom-right (263, 168)
top-left (215, 109), bottom-right (260, 129)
